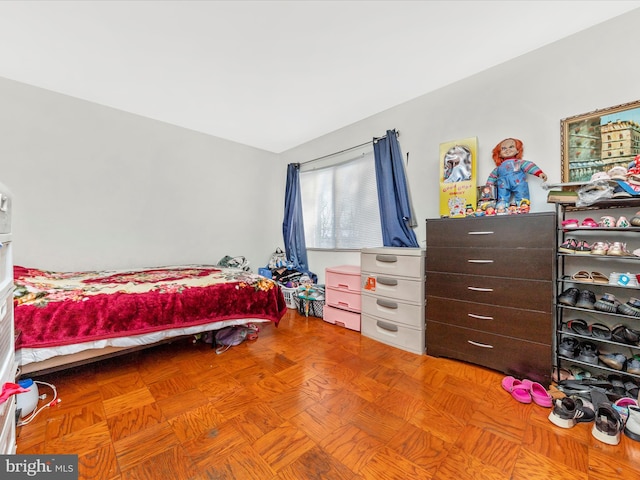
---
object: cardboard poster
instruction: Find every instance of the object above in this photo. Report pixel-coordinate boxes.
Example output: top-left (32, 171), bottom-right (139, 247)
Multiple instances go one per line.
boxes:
top-left (439, 137), bottom-right (478, 218)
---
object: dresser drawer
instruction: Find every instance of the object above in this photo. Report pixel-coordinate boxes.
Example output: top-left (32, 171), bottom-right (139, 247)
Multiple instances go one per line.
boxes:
top-left (0, 183), bottom-right (11, 235)
top-left (426, 321), bottom-right (551, 384)
top-left (362, 292), bottom-right (423, 329)
top-left (0, 241), bottom-right (11, 296)
top-left (362, 273), bottom-right (423, 304)
top-left (426, 272), bottom-right (552, 312)
top-left (426, 213), bottom-right (555, 249)
top-left (323, 305), bottom-right (360, 331)
top-left (325, 265), bottom-right (361, 292)
top-left (426, 246), bottom-right (553, 280)
top-left (361, 247), bottom-right (425, 279)
top-left (325, 286), bottom-right (361, 313)
top-left (0, 399), bottom-right (16, 454)
top-left (426, 296), bottom-right (551, 344)
top-left (361, 313), bottom-right (425, 354)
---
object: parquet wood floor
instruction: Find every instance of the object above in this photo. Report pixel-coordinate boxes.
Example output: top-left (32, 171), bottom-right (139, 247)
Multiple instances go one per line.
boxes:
top-left (15, 309), bottom-right (640, 479)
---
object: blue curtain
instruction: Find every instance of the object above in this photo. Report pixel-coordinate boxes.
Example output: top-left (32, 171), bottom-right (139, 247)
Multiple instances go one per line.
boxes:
top-left (283, 163), bottom-right (315, 280)
top-left (373, 129), bottom-right (419, 247)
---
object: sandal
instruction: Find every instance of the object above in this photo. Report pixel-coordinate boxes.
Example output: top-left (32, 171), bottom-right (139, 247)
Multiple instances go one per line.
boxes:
top-left (501, 376), bottom-right (532, 404)
top-left (591, 271), bottom-right (609, 284)
top-left (566, 319), bottom-right (590, 336)
top-left (522, 379), bottom-right (553, 408)
top-left (589, 322), bottom-right (612, 340)
top-left (571, 270), bottom-right (592, 282)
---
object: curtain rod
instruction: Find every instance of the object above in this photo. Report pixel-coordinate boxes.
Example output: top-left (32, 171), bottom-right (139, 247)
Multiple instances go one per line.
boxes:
top-left (300, 130), bottom-right (399, 165)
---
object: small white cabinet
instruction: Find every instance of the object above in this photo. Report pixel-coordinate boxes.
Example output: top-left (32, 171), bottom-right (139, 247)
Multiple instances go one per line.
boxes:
top-left (0, 181), bottom-right (15, 454)
top-left (360, 247), bottom-right (426, 354)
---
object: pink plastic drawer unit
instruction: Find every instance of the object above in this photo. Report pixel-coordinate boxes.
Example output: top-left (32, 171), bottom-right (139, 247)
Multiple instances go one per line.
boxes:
top-left (325, 265), bottom-right (361, 292)
top-left (323, 305), bottom-right (361, 331)
top-left (325, 287), bottom-right (361, 313)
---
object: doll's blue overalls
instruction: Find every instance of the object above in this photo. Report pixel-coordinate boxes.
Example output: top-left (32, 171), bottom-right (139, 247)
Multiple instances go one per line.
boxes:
top-left (495, 159), bottom-right (530, 205)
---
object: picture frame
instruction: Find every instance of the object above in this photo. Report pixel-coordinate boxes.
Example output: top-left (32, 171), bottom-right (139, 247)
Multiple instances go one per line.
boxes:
top-left (561, 99), bottom-right (640, 183)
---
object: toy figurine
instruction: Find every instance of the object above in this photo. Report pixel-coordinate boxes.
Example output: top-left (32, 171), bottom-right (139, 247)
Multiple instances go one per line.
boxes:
top-left (518, 198), bottom-right (531, 214)
top-left (485, 138), bottom-right (547, 206)
top-left (465, 204), bottom-right (475, 216)
top-left (496, 202), bottom-right (507, 215)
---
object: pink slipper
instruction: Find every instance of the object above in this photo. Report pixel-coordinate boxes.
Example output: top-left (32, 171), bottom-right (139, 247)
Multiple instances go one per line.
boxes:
top-left (522, 379), bottom-right (552, 407)
top-left (501, 376), bottom-right (532, 404)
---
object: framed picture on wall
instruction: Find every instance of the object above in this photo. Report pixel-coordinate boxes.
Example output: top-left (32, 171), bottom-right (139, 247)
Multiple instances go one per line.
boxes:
top-left (561, 99), bottom-right (640, 183)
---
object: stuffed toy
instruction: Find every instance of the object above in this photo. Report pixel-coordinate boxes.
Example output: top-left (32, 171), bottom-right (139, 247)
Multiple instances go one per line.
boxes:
top-left (485, 138), bottom-right (547, 206)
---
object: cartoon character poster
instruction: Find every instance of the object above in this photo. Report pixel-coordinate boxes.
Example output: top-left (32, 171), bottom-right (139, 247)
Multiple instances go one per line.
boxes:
top-left (439, 137), bottom-right (478, 218)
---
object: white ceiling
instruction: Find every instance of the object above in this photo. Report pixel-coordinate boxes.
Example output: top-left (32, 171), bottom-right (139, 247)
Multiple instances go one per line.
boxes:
top-left (1, 1), bottom-right (639, 153)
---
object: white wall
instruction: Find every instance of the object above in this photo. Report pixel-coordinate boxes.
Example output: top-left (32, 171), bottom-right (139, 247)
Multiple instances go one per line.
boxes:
top-left (281, 10), bottom-right (640, 283)
top-left (0, 77), bottom-right (285, 271)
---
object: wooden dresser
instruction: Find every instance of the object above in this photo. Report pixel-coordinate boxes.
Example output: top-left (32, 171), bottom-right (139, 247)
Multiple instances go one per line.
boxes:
top-left (0, 182), bottom-right (15, 454)
top-left (425, 212), bottom-right (555, 384)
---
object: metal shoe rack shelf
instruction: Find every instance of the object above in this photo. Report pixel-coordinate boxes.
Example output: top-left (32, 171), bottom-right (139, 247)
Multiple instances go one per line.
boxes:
top-left (555, 198), bottom-right (640, 381)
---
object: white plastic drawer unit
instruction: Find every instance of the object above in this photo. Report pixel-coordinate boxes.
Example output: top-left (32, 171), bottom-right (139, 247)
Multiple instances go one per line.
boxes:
top-left (0, 182), bottom-right (11, 235)
top-left (361, 247), bottom-right (425, 278)
top-left (0, 241), bottom-right (12, 296)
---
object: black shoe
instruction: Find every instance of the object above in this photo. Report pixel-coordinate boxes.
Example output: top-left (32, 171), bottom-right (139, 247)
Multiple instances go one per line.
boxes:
top-left (558, 287), bottom-right (579, 306)
top-left (558, 337), bottom-right (579, 358)
top-left (575, 290), bottom-right (596, 309)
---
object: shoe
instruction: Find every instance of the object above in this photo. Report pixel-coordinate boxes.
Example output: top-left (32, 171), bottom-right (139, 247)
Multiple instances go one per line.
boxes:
top-left (624, 405), bottom-right (640, 442)
top-left (548, 397), bottom-right (594, 428)
top-left (558, 337), bottom-right (579, 358)
top-left (577, 341), bottom-right (599, 364)
top-left (613, 397), bottom-right (638, 424)
top-left (611, 324), bottom-right (640, 345)
top-left (591, 271), bottom-right (609, 284)
top-left (574, 240), bottom-right (592, 255)
top-left (630, 211), bottom-right (640, 227)
top-left (575, 290), bottom-right (595, 309)
top-left (589, 322), bottom-right (612, 340)
top-left (616, 216), bottom-right (630, 228)
top-left (571, 270), bottom-right (592, 282)
top-left (627, 357), bottom-right (640, 375)
top-left (598, 353), bottom-right (627, 370)
top-left (607, 241), bottom-right (629, 256)
top-left (501, 376), bottom-right (531, 404)
top-left (615, 272), bottom-right (639, 287)
top-left (521, 379), bottom-right (552, 407)
top-left (558, 287), bottom-right (579, 307)
top-left (580, 218), bottom-right (598, 228)
top-left (608, 272), bottom-right (621, 285)
top-left (561, 218), bottom-right (579, 229)
top-left (566, 318), bottom-right (590, 336)
top-left (599, 215), bottom-right (617, 228)
top-left (617, 298), bottom-right (640, 317)
top-left (591, 241), bottom-right (609, 255)
top-left (608, 166), bottom-right (628, 180)
top-left (594, 293), bottom-right (621, 313)
top-left (622, 376), bottom-right (640, 398)
top-left (592, 402), bottom-right (623, 445)
top-left (558, 238), bottom-right (577, 254)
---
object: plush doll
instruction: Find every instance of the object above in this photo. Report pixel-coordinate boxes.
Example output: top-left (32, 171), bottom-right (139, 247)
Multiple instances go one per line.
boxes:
top-left (485, 138), bottom-right (547, 206)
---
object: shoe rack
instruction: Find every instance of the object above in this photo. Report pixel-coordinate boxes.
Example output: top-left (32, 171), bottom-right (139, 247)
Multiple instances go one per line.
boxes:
top-left (555, 198), bottom-right (640, 387)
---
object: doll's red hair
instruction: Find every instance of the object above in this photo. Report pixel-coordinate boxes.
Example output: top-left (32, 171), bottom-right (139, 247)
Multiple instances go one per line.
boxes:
top-left (492, 138), bottom-right (523, 166)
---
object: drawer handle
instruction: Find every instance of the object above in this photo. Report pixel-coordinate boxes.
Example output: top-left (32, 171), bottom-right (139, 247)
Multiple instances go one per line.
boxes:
top-left (468, 340), bottom-right (494, 348)
top-left (0, 302), bottom-right (5, 319)
top-left (337, 301), bottom-right (351, 307)
top-left (468, 286), bottom-right (493, 292)
top-left (468, 231), bottom-right (494, 235)
top-left (377, 320), bottom-right (398, 332)
top-left (376, 254), bottom-right (398, 263)
top-left (376, 299), bottom-right (398, 309)
top-left (377, 277), bottom-right (398, 286)
top-left (467, 259), bottom-right (494, 264)
top-left (336, 283), bottom-right (350, 289)
top-left (468, 313), bottom-right (493, 320)
top-left (0, 194), bottom-right (7, 212)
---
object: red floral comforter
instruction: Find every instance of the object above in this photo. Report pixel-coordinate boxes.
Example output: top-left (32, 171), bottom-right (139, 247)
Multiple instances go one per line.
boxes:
top-left (13, 265), bottom-right (286, 349)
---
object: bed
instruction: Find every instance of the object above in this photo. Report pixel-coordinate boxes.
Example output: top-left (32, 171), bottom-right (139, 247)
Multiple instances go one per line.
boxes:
top-left (13, 264), bottom-right (287, 376)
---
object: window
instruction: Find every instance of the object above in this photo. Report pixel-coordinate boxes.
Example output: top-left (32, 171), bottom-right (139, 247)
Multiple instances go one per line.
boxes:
top-left (300, 151), bottom-right (382, 249)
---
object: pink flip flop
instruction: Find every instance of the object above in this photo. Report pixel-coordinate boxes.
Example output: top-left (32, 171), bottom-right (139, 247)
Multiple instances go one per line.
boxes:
top-left (522, 379), bottom-right (552, 407)
top-left (501, 376), bottom-right (532, 404)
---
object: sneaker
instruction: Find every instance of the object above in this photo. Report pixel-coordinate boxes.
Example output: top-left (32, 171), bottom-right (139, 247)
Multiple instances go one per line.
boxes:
top-left (598, 353), bottom-right (627, 370)
top-left (592, 402), bottom-right (623, 445)
top-left (607, 241), bottom-right (629, 256)
top-left (558, 238), bottom-right (577, 254)
top-left (558, 287), bottom-right (579, 306)
top-left (624, 405), bottom-right (640, 442)
top-left (599, 215), bottom-right (617, 228)
top-left (617, 297), bottom-right (640, 317)
top-left (627, 357), bottom-right (640, 375)
top-left (558, 337), bottom-right (579, 358)
top-left (548, 397), bottom-right (594, 428)
top-left (631, 211), bottom-right (640, 227)
top-left (577, 341), bottom-right (599, 364)
top-left (594, 293), bottom-right (621, 313)
top-left (575, 290), bottom-right (596, 309)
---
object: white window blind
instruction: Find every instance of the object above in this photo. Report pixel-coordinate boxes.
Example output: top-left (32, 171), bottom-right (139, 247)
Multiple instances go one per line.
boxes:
top-left (300, 151), bottom-right (382, 249)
